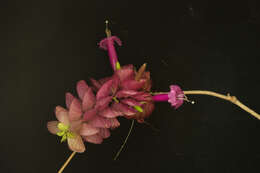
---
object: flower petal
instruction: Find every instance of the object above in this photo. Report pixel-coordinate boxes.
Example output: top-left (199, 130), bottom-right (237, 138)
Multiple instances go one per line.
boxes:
top-left (84, 134), bottom-right (103, 144)
top-left (116, 90), bottom-right (139, 98)
top-left (88, 116), bottom-right (112, 128)
top-left (80, 123), bottom-right (99, 136)
top-left (168, 85), bottom-right (184, 109)
top-left (98, 77), bottom-right (112, 85)
top-left (65, 93), bottom-right (74, 109)
top-left (76, 80), bottom-right (89, 100)
top-left (94, 96), bottom-right (112, 111)
top-left (67, 133), bottom-right (85, 153)
top-left (112, 36), bottom-right (122, 46)
top-left (70, 119), bottom-right (83, 132)
top-left (82, 88), bottom-right (95, 111)
top-left (68, 98), bottom-right (83, 121)
top-left (121, 79), bottom-right (145, 90)
top-left (98, 128), bottom-right (110, 139)
top-left (83, 109), bottom-right (97, 121)
top-left (96, 79), bottom-right (113, 100)
top-left (108, 118), bottom-right (120, 129)
top-left (47, 121), bottom-right (59, 135)
top-left (115, 64), bottom-right (134, 82)
top-left (90, 78), bottom-right (102, 91)
top-left (132, 92), bottom-right (152, 101)
top-left (99, 38), bottom-right (108, 50)
top-left (111, 103), bottom-right (137, 116)
top-left (121, 98), bottom-right (142, 107)
top-left (55, 106), bottom-right (70, 125)
top-left (99, 107), bottom-right (122, 118)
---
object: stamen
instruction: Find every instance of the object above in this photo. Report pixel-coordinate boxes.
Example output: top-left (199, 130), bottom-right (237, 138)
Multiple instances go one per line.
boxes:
top-left (105, 20), bottom-right (108, 29)
top-left (105, 20), bottom-right (111, 37)
top-left (177, 94), bottom-right (195, 104)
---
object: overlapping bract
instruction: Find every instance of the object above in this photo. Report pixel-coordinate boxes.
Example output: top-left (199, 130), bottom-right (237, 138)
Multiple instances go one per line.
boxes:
top-left (91, 64), bottom-right (154, 122)
top-left (47, 64), bottom-right (154, 152)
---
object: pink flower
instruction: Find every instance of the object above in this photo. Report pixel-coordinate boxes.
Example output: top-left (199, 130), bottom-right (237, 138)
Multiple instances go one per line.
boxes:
top-left (47, 79), bottom-right (121, 151)
top-left (152, 85), bottom-right (184, 109)
top-left (65, 91), bottom-right (106, 144)
top-left (168, 85), bottom-right (184, 109)
top-left (99, 36), bottom-right (122, 71)
top-left (47, 106), bottom-right (86, 153)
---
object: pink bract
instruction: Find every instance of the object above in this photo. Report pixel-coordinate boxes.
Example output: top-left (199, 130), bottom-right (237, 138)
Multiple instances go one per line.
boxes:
top-left (75, 80), bottom-right (121, 143)
top-left (90, 64), bottom-right (154, 122)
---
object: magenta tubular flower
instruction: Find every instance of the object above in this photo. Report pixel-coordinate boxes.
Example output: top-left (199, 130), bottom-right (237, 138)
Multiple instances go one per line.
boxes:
top-left (99, 36), bottom-right (122, 71)
top-left (152, 85), bottom-right (184, 109)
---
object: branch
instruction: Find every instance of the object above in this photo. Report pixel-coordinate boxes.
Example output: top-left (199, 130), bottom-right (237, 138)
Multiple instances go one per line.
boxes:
top-left (183, 90), bottom-right (260, 120)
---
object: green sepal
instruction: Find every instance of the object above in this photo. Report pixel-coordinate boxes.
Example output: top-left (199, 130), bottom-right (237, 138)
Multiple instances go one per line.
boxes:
top-left (116, 61), bottom-right (121, 70)
top-left (61, 134), bottom-right (67, 143)
top-left (67, 132), bottom-right (75, 139)
top-left (133, 105), bottom-right (143, 112)
top-left (57, 123), bottom-right (69, 131)
top-left (57, 131), bottom-right (65, 136)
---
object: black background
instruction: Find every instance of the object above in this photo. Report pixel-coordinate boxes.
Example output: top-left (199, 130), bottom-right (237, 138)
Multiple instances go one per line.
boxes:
top-left (1, 0), bottom-right (260, 173)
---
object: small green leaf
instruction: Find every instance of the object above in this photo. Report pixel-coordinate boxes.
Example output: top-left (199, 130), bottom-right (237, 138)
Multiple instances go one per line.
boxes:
top-left (133, 105), bottom-right (143, 112)
top-left (116, 61), bottom-right (121, 70)
top-left (58, 123), bottom-right (69, 131)
top-left (57, 131), bottom-right (65, 136)
top-left (61, 134), bottom-right (67, 143)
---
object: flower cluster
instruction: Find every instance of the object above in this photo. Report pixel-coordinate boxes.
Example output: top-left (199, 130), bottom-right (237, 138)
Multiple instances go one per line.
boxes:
top-left (47, 26), bottom-right (187, 153)
top-left (47, 63), bottom-right (164, 153)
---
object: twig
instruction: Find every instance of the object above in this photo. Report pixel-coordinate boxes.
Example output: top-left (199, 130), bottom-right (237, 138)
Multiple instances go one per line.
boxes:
top-left (58, 151), bottom-right (76, 173)
top-left (183, 90), bottom-right (260, 120)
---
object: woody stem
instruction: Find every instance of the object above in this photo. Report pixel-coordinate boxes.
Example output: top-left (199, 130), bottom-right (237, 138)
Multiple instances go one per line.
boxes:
top-left (58, 151), bottom-right (76, 173)
top-left (183, 90), bottom-right (260, 120)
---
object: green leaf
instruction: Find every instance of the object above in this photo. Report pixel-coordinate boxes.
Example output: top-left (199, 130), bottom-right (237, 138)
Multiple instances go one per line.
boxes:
top-left (133, 105), bottom-right (143, 112)
top-left (58, 123), bottom-right (69, 131)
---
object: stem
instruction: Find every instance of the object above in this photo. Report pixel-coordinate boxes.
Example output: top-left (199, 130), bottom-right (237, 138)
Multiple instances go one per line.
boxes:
top-left (114, 120), bottom-right (135, 160)
top-left (58, 151), bottom-right (76, 173)
top-left (183, 90), bottom-right (260, 120)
